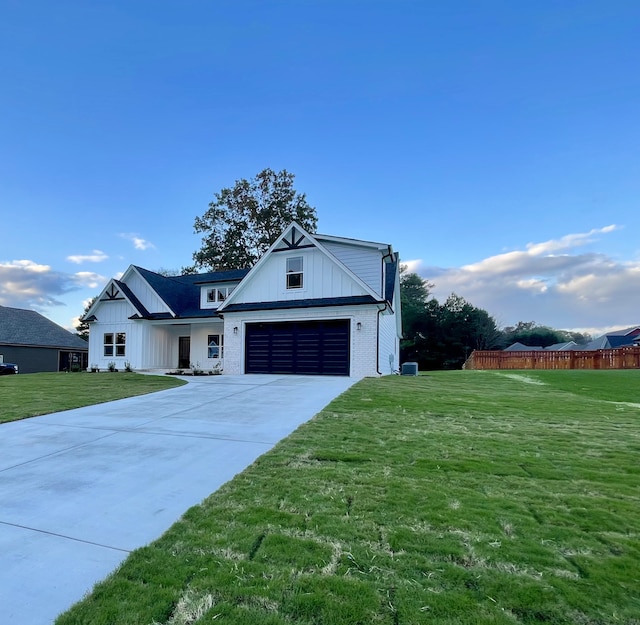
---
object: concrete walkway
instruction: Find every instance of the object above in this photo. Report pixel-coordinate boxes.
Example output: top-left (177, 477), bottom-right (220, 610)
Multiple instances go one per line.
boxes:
top-left (0, 374), bottom-right (357, 625)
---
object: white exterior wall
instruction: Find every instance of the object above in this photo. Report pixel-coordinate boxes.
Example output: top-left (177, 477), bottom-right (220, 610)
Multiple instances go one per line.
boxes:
top-left (89, 320), bottom-right (228, 371)
top-left (222, 306), bottom-right (380, 378)
top-left (146, 325), bottom-right (184, 369)
top-left (321, 242), bottom-right (383, 296)
top-left (189, 322), bottom-right (225, 371)
top-left (126, 271), bottom-right (172, 314)
top-left (231, 247), bottom-right (370, 305)
top-left (88, 300), bottom-right (141, 370)
top-left (378, 310), bottom-right (400, 375)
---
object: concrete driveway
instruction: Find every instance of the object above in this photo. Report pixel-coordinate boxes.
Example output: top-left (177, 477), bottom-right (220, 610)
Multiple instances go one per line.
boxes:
top-left (0, 374), bottom-right (357, 625)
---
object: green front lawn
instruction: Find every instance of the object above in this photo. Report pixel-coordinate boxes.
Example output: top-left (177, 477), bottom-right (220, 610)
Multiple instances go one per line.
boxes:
top-left (0, 372), bottom-right (186, 424)
top-left (55, 370), bottom-right (640, 624)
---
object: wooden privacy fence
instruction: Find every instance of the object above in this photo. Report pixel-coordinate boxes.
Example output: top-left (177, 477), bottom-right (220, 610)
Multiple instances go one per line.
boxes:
top-left (465, 346), bottom-right (640, 370)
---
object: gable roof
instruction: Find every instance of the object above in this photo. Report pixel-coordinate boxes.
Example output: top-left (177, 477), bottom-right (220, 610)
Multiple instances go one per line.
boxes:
top-left (132, 267), bottom-right (250, 319)
top-left (605, 326), bottom-right (640, 337)
top-left (218, 222), bottom-right (389, 313)
top-left (84, 266), bottom-right (250, 322)
top-left (0, 305), bottom-right (88, 349)
top-left (504, 342), bottom-right (543, 351)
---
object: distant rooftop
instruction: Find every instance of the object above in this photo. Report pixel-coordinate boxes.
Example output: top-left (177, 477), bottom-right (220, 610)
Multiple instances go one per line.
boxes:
top-left (0, 305), bottom-right (88, 349)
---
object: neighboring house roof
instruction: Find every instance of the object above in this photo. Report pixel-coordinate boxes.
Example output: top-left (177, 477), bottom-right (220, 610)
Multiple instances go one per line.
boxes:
top-left (0, 305), bottom-right (88, 349)
top-left (605, 326), bottom-right (640, 337)
top-left (504, 342), bottom-right (543, 351)
top-left (504, 341), bottom-right (578, 351)
top-left (575, 326), bottom-right (640, 350)
top-left (546, 341), bottom-right (579, 351)
top-left (502, 328), bottom-right (640, 351)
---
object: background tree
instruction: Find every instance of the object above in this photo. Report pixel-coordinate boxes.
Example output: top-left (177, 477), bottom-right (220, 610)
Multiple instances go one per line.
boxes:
top-left (399, 269), bottom-right (434, 367)
top-left (502, 321), bottom-right (591, 347)
top-left (399, 272), bottom-right (501, 370)
top-left (192, 168), bottom-right (318, 271)
top-left (76, 296), bottom-right (97, 341)
top-left (400, 267), bottom-right (433, 333)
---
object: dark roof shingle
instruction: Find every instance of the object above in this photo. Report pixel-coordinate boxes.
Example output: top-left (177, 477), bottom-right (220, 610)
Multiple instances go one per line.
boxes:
top-left (132, 266), bottom-right (249, 319)
top-left (0, 306), bottom-right (88, 349)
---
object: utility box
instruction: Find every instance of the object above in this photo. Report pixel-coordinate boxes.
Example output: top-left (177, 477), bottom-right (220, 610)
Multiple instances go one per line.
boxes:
top-left (401, 362), bottom-right (418, 376)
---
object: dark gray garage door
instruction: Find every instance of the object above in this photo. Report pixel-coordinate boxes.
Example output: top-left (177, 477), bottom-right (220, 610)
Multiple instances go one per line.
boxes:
top-left (245, 320), bottom-right (350, 376)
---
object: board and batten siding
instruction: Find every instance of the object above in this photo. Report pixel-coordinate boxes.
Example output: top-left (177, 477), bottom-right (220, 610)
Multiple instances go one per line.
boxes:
top-left (88, 299), bottom-right (169, 369)
top-left (126, 270), bottom-right (173, 314)
top-left (232, 247), bottom-right (370, 304)
top-left (88, 299), bottom-right (138, 368)
top-left (321, 241), bottom-right (383, 297)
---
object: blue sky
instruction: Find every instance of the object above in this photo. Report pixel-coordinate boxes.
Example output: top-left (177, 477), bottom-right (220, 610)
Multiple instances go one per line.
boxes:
top-left (2, 0), bottom-right (639, 336)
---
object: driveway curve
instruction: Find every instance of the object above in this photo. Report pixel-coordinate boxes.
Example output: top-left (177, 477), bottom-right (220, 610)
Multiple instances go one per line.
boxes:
top-left (0, 374), bottom-right (357, 625)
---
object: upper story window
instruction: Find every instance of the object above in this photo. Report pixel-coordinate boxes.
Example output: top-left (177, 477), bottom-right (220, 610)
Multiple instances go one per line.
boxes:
top-left (204, 285), bottom-right (235, 306)
top-left (104, 332), bottom-right (126, 357)
top-left (286, 257), bottom-right (303, 289)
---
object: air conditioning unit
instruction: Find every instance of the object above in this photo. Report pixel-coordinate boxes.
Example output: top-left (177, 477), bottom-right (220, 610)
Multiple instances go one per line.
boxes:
top-left (401, 362), bottom-right (418, 376)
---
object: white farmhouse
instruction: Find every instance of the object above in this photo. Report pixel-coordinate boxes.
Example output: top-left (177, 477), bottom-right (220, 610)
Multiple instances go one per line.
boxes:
top-left (84, 223), bottom-right (401, 377)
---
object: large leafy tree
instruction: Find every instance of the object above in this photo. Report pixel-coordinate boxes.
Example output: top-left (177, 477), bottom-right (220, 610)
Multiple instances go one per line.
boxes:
top-left (192, 168), bottom-right (318, 271)
top-left (400, 270), bottom-right (502, 369)
top-left (502, 321), bottom-right (591, 347)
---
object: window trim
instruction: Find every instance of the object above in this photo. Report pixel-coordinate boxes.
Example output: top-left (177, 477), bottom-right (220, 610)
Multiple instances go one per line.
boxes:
top-left (207, 334), bottom-right (223, 359)
top-left (204, 286), bottom-right (236, 306)
top-left (104, 332), bottom-right (126, 357)
top-left (286, 256), bottom-right (304, 290)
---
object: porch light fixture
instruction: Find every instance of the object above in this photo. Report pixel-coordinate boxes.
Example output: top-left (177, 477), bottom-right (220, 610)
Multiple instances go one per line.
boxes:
top-left (356, 322), bottom-right (362, 331)
top-left (233, 326), bottom-right (238, 335)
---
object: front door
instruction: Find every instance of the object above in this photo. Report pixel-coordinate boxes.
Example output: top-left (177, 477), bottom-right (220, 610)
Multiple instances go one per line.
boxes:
top-left (178, 336), bottom-right (190, 369)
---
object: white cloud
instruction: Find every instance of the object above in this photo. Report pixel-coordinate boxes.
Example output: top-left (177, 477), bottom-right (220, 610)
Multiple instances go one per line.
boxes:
top-left (406, 226), bottom-right (640, 333)
top-left (525, 225), bottom-right (618, 256)
top-left (73, 271), bottom-right (107, 289)
top-left (66, 250), bottom-right (109, 264)
top-left (119, 233), bottom-right (156, 250)
top-left (0, 260), bottom-right (107, 311)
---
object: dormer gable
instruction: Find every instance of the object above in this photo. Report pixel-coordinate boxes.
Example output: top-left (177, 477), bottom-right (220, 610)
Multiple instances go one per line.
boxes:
top-left (200, 283), bottom-right (238, 309)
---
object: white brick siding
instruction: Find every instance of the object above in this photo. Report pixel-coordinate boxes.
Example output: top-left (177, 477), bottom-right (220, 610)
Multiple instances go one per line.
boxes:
top-left (222, 305), bottom-right (383, 377)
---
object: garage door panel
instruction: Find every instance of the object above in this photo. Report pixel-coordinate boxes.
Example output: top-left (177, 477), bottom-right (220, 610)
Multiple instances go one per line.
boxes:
top-left (245, 320), bottom-right (350, 376)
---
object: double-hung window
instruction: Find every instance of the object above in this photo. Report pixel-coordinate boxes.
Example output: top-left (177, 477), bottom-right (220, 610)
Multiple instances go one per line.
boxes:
top-left (104, 332), bottom-right (126, 357)
top-left (286, 257), bottom-right (303, 289)
top-left (208, 334), bottom-right (223, 358)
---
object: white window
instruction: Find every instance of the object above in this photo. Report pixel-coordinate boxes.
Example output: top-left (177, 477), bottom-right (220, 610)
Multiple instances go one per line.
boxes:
top-left (286, 257), bottom-right (303, 289)
top-left (208, 334), bottom-right (223, 358)
top-left (206, 286), bottom-right (235, 303)
top-left (104, 332), bottom-right (126, 357)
